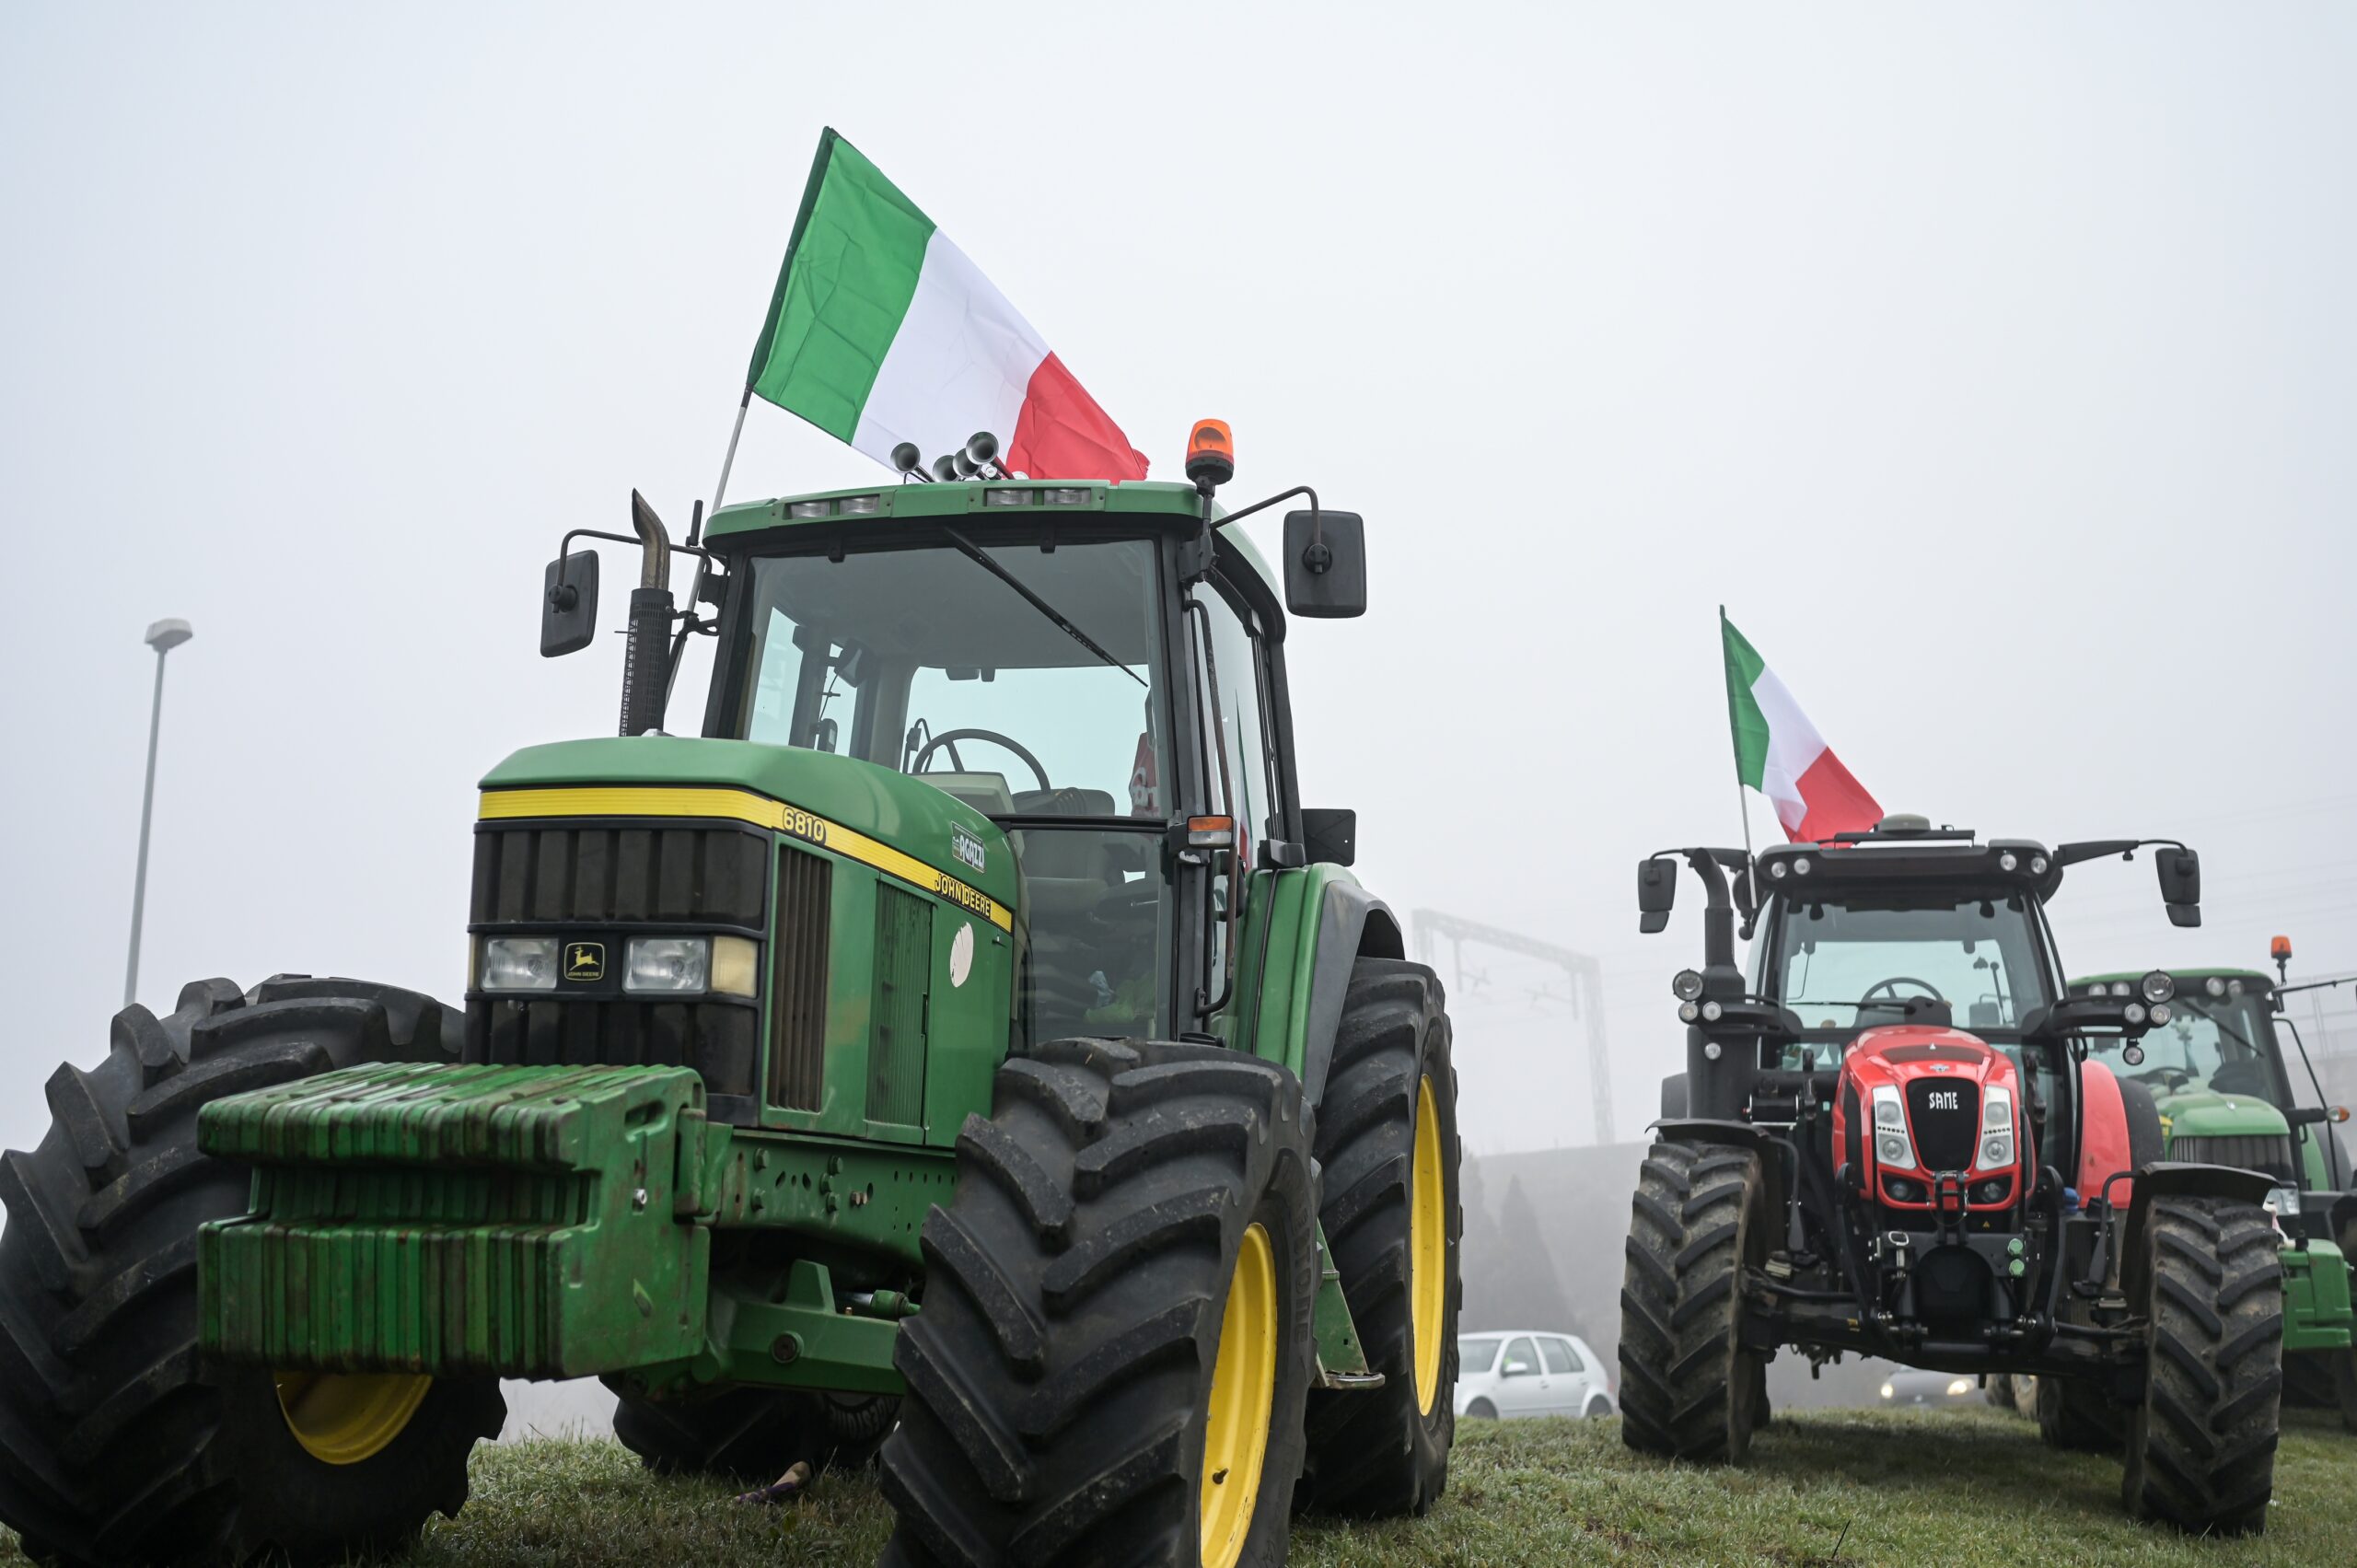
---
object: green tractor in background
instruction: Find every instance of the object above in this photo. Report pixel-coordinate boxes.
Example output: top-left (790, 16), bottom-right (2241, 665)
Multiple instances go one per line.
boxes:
top-left (0, 427), bottom-right (1464, 1566)
top-left (2069, 957), bottom-right (2356, 1432)
top-left (1994, 949), bottom-right (2356, 1429)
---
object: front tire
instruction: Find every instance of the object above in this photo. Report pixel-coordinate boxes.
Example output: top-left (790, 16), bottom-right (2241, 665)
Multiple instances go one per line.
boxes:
top-left (1619, 1141), bottom-right (1765, 1463)
top-left (2121, 1196), bottom-right (2282, 1535)
top-left (1299, 959), bottom-right (1461, 1517)
top-left (0, 978), bottom-right (505, 1567)
top-left (878, 1039), bottom-right (1318, 1568)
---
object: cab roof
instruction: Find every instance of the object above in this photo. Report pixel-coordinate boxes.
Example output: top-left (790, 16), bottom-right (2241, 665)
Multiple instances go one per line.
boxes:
top-left (1756, 829), bottom-right (2061, 904)
top-left (702, 478), bottom-right (1279, 598)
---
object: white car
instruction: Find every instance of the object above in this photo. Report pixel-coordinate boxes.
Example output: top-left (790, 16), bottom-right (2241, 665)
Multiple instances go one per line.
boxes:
top-left (1455, 1330), bottom-right (1615, 1421)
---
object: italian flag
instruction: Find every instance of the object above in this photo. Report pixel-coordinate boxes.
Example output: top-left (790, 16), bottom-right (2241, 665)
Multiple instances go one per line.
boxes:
top-left (744, 129), bottom-right (1147, 482)
top-left (1722, 611), bottom-right (1883, 842)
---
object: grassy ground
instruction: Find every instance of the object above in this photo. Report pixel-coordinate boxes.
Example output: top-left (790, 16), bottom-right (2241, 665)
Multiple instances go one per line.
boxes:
top-left (4, 1406), bottom-right (2349, 1565)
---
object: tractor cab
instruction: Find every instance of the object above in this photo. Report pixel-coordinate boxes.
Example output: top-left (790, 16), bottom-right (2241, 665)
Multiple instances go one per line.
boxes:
top-left (523, 459), bottom-right (1371, 1099)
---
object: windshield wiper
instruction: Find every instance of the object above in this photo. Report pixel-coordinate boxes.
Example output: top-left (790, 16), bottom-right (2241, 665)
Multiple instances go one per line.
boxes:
top-left (937, 525), bottom-right (1147, 689)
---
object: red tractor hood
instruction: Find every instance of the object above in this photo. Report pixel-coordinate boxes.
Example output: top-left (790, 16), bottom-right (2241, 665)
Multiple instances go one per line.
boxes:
top-left (1833, 1026), bottom-right (2026, 1212)
top-left (1843, 1025), bottom-right (2010, 1090)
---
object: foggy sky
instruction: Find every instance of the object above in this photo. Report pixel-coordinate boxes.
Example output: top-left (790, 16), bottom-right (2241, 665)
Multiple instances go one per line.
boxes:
top-left (5, 3), bottom-right (2352, 1162)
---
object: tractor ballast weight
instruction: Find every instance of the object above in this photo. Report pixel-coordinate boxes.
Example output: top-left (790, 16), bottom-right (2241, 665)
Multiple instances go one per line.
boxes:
top-left (1622, 820), bottom-right (2285, 1536)
top-left (0, 445), bottom-right (1465, 1567)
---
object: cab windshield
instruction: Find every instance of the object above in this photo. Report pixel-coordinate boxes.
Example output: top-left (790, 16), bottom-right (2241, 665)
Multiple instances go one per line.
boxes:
top-left (1768, 897), bottom-right (2051, 1036)
top-left (732, 532), bottom-right (1167, 817)
top-left (2087, 991), bottom-right (2284, 1104)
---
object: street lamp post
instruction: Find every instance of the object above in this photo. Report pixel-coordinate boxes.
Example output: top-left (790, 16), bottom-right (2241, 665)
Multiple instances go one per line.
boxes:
top-left (124, 619), bottom-right (192, 1008)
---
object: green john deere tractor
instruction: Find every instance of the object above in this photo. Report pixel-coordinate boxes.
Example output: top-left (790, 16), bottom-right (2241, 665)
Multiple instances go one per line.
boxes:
top-left (0, 430), bottom-right (1463, 1567)
top-left (2070, 962), bottom-right (2356, 1432)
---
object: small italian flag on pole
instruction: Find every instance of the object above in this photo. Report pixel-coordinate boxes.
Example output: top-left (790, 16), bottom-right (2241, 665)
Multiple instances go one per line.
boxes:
top-left (1722, 610), bottom-right (1883, 843)
top-left (741, 128), bottom-right (1147, 482)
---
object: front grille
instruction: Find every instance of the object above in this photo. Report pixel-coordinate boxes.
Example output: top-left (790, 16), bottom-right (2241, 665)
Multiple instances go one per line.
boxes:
top-left (767, 846), bottom-right (831, 1111)
top-left (471, 822), bottom-right (767, 929)
top-left (470, 819), bottom-right (772, 1123)
top-left (466, 998), bottom-right (758, 1103)
top-left (1906, 1077), bottom-right (1981, 1172)
top-left (2171, 1132), bottom-right (2297, 1183)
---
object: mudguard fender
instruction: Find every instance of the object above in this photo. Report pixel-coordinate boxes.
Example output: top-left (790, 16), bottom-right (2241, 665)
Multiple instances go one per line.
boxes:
top-left (1294, 877), bottom-right (1404, 1105)
top-left (1648, 1118), bottom-right (1789, 1225)
top-left (1247, 868), bottom-right (1404, 1106)
top-left (2117, 1161), bottom-right (2280, 1304)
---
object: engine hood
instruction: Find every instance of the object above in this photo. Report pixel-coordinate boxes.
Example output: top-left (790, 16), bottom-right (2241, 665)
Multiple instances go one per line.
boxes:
top-left (1842, 1025), bottom-right (2010, 1086)
top-left (2148, 1086), bottom-right (2292, 1141)
top-left (478, 736), bottom-right (1020, 911)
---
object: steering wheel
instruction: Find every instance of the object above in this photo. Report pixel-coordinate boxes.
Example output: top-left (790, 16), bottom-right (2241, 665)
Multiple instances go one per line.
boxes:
top-left (910, 727), bottom-right (1051, 793)
top-left (1860, 977), bottom-right (1948, 1008)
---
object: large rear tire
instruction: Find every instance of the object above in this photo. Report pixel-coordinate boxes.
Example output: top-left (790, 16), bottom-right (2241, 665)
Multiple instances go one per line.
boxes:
top-left (1619, 1141), bottom-right (1765, 1463)
top-left (0, 978), bottom-right (505, 1567)
top-left (878, 1039), bottom-right (1318, 1568)
top-left (2121, 1196), bottom-right (2282, 1535)
top-left (1299, 959), bottom-right (1461, 1517)
top-left (607, 1384), bottom-right (898, 1480)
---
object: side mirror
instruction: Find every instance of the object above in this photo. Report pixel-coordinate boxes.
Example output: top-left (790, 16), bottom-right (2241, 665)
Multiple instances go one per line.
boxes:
top-left (1304, 807), bottom-right (1357, 867)
top-left (541, 551), bottom-right (599, 657)
top-left (1638, 857), bottom-right (1678, 935)
top-left (1501, 1359), bottom-right (1532, 1377)
top-left (2157, 848), bottom-right (2201, 928)
top-left (1283, 509), bottom-right (1366, 619)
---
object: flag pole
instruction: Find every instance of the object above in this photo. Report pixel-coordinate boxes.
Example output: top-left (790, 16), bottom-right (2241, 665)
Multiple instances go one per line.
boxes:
top-left (708, 386), bottom-right (753, 519)
top-left (1720, 605), bottom-right (1755, 868)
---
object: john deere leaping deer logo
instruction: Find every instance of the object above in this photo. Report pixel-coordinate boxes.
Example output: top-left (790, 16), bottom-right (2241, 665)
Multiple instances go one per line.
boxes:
top-left (563, 942), bottom-right (606, 981)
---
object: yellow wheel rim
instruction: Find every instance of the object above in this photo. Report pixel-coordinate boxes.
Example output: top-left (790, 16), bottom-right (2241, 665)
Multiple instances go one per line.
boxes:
top-left (273, 1371), bottom-right (432, 1466)
top-left (1200, 1223), bottom-right (1277, 1568)
top-left (1410, 1075), bottom-right (1446, 1416)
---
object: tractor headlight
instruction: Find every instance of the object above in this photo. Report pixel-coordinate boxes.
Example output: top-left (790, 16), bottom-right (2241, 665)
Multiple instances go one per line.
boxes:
top-left (625, 936), bottom-right (711, 993)
top-left (1871, 1086), bottom-right (1916, 1169)
top-left (1946, 1377), bottom-right (1974, 1399)
top-left (2263, 1185), bottom-right (2302, 1218)
top-left (1977, 1087), bottom-right (2015, 1169)
top-left (2140, 970), bottom-right (2176, 1004)
top-left (1879, 1380), bottom-right (1896, 1400)
top-left (480, 936), bottom-right (561, 993)
top-left (1672, 969), bottom-right (1706, 1002)
top-left (2205, 976), bottom-right (2228, 998)
top-left (1999, 852), bottom-right (2018, 873)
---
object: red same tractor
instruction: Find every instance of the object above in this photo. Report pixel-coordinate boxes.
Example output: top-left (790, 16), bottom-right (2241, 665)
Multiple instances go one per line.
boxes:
top-left (1628, 818), bottom-right (2282, 1534)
